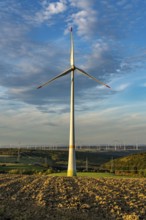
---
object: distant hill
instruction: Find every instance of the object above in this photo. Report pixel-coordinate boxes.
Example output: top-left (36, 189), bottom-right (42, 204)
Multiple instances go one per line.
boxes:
top-left (101, 152), bottom-right (146, 176)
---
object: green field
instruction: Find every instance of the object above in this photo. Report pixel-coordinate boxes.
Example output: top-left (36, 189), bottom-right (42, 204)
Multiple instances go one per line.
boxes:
top-left (0, 163), bottom-right (124, 177)
top-left (49, 171), bottom-right (139, 178)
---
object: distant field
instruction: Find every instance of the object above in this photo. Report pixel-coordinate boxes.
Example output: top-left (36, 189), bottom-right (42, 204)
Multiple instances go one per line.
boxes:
top-left (0, 174), bottom-right (146, 220)
top-left (1, 148), bottom-right (146, 177)
top-left (0, 148), bottom-right (141, 168)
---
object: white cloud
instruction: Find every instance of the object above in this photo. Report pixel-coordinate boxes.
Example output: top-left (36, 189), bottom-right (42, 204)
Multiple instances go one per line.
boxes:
top-left (70, 9), bottom-right (97, 37)
top-left (66, 0), bottom-right (98, 38)
top-left (69, 0), bottom-right (94, 9)
top-left (74, 103), bottom-right (146, 145)
top-left (114, 83), bottom-right (130, 91)
top-left (48, 0), bottom-right (67, 14)
top-left (81, 40), bottom-right (111, 73)
top-left (35, 0), bottom-right (67, 24)
top-left (8, 88), bottom-right (31, 95)
top-left (92, 40), bottom-right (109, 59)
top-left (0, 100), bottom-right (70, 145)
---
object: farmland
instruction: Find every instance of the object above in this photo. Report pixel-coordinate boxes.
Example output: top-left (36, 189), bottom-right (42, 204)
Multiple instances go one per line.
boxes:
top-left (0, 175), bottom-right (146, 220)
top-left (0, 148), bottom-right (143, 175)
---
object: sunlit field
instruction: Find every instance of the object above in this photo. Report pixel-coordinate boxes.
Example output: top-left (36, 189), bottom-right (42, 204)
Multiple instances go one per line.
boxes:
top-left (49, 172), bottom-right (130, 178)
top-left (0, 174), bottom-right (146, 220)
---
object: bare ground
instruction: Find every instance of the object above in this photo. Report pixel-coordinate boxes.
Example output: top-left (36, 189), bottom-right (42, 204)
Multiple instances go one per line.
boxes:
top-left (0, 175), bottom-right (146, 220)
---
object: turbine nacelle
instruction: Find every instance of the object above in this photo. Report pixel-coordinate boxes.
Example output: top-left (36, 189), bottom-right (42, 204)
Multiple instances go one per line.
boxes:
top-left (71, 65), bottom-right (75, 70)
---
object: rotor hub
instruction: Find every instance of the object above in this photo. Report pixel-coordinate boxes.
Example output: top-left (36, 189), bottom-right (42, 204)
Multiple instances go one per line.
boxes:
top-left (71, 65), bottom-right (75, 70)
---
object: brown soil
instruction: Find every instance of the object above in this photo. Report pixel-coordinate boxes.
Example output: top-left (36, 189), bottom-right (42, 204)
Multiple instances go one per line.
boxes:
top-left (0, 175), bottom-right (146, 220)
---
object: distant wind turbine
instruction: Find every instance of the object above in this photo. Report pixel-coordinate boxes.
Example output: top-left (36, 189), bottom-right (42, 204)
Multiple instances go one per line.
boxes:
top-left (37, 27), bottom-right (111, 177)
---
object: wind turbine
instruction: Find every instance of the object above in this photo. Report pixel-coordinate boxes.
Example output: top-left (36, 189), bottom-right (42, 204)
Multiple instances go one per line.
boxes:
top-left (37, 27), bottom-right (111, 177)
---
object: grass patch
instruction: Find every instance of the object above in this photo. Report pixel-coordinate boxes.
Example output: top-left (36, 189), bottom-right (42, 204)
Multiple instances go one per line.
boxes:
top-left (49, 172), bottom-right (131, 178)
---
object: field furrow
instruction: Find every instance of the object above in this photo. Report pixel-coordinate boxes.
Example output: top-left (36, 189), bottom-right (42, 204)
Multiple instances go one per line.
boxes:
top-left (0, 175), bottom-right (146, 220)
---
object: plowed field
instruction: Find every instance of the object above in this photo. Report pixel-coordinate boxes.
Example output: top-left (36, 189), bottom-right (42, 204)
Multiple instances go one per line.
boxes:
top-left (0, 175), bottom-right (146, 220)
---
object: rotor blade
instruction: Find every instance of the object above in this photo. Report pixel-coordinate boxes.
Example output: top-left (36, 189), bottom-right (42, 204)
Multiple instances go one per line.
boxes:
top-left (70, 27), bottom-right (74, 67)
top-left (37, 68), bottom-right (72, 89)
top-left (75, 67), bottom-right (111, 89)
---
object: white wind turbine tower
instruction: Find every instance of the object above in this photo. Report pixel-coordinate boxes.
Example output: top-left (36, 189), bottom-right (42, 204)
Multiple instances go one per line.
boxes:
top-left (37, 28), bottom-right (111, 176)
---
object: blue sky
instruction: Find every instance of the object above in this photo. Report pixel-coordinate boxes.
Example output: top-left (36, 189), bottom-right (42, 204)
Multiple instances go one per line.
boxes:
top-left (0, 0), bottom-right (146, 146)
